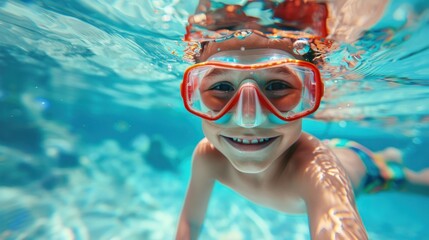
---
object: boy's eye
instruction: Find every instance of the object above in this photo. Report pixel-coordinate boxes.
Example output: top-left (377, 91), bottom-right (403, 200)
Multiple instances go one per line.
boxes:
top-left (209, 82), bottom-right (235, 92)
top-left (265, 80), bottom-right (292, 91)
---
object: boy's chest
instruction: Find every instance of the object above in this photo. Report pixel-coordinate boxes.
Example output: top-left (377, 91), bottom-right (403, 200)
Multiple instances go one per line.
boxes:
top-left (217, 172), bottom-right (307, 213)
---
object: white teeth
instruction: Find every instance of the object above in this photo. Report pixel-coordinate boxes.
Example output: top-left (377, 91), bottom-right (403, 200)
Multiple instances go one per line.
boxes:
top-left (230, 137), bottom-right (272, 144)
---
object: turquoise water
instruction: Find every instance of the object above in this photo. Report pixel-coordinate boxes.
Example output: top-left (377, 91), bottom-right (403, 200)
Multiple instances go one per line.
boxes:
top-left (0, 0), bottom-right (429, 239)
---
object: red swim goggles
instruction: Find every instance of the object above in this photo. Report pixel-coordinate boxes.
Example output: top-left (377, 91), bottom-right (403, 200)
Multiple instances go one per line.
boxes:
top-left (181, 49), bottom-right (324, 126)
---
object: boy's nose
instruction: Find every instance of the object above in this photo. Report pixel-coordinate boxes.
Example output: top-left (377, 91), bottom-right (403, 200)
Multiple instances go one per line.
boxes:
top-left (233, 82), bottom-right (266, 128)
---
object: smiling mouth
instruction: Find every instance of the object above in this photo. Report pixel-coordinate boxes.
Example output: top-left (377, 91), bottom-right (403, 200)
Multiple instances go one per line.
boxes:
top-left (222, 136), bottom-right (277, 151)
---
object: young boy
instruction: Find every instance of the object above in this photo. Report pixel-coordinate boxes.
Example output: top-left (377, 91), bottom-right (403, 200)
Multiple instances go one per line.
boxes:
top-left (176, 30), bottom-right (429, 240)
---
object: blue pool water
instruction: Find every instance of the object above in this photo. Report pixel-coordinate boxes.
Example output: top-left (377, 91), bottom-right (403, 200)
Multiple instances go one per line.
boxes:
top-left (1, 0), bottom-right (429, 239)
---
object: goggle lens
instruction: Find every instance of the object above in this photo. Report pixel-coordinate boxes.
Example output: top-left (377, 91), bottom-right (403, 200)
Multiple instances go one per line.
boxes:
top-left (182, 60), bottom-right (323, 122)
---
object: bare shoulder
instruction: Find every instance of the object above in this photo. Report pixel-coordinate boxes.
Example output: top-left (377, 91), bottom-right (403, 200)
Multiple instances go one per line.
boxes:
top-left (287, 133), bottom-right (345, 193)
top-left (288, 133), bottom-right (333, 173)
top-left (192, 138), bottom-right (228, 179)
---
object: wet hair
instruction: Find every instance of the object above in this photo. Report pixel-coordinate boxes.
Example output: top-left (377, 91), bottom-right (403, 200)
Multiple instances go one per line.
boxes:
top-left (183, 1), bottom-right (333, 64)
top-left (184, 29), bottom-right (333, 65)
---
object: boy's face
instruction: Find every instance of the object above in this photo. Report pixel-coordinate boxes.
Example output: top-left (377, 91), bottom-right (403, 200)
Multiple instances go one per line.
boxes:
top-left (191, 35), bottom-right (317, 173)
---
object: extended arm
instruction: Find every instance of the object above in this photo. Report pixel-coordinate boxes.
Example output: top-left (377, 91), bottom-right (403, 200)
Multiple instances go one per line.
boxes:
top-left (297, 146), bottom-right (368, 240)
top-left (176, 141), bottom-right (217, 240)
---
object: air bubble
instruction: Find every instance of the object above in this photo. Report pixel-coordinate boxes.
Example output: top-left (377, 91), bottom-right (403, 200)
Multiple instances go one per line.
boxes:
top-left (293, 39), bottom-right (310, 55)
top-left (234, 30), bottom-right (253, 39)
top-left (393, 4), bottom-right (410, 22)
top-left (240, 46), bottom-right (245, 51)
top-left (164, 6), bottom-right (174, 15)
top-left (412, 137), bottom-right (422, 145)
top-left (161, 15), bottom-right (171, 22)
